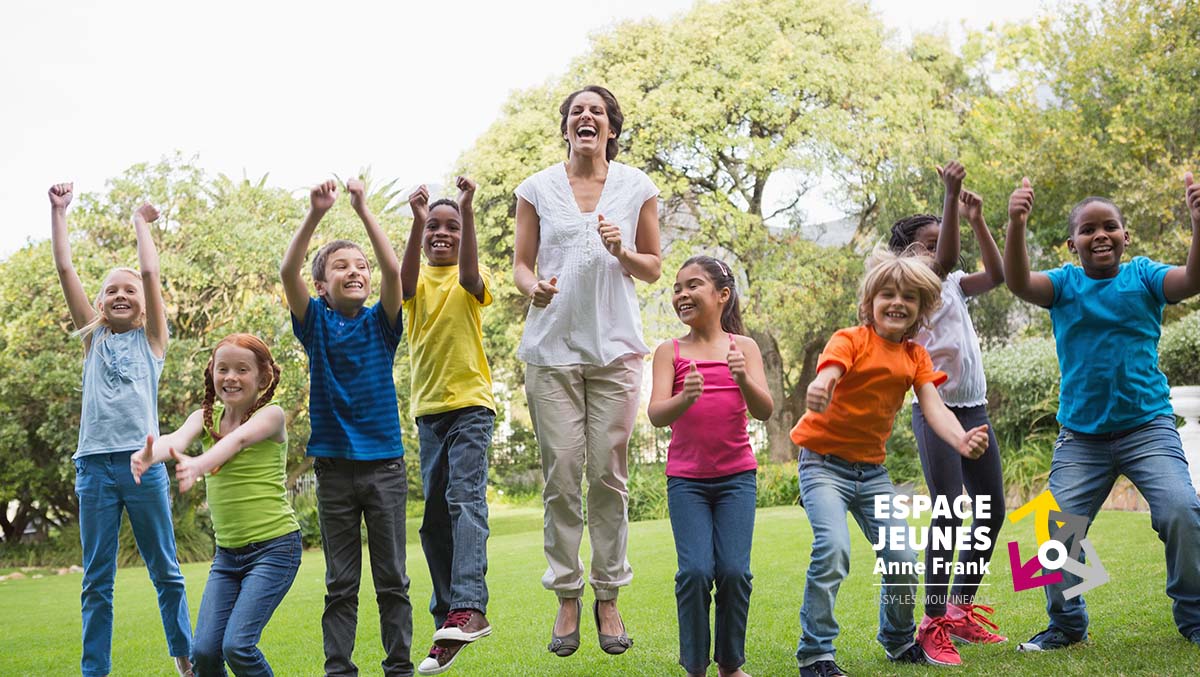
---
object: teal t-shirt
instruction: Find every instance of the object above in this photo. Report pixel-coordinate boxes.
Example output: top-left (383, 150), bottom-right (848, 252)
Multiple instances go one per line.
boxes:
top-left (203, 403), bottom-right (299, 549)
top-left (1045, 256), bottom-right (1174, 434)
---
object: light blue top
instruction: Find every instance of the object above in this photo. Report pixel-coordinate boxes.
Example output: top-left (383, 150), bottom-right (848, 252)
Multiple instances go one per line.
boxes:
top-left (75, 326), bottom-right (164, 459)
top-left (1045, 256), bottom-right (1174, 434)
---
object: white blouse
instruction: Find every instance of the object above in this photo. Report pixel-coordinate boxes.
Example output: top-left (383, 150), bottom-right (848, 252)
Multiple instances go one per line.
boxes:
top-left (515, 161), bottom-right (659, 367)
top-left (915, 270), bottom-right (988, 407)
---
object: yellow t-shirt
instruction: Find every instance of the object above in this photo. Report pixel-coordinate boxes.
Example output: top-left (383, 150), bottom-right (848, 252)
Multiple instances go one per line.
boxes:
top-left (403, 263), bottom-right (496, 417)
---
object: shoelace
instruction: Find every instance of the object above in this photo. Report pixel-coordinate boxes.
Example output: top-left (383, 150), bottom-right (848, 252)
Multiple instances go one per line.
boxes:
top-left (814, 660), bottom-right (847, 677)
top-left (958, 603), bottom-right (1000, 632)
top-left (444, 609), bottom-right (473, 628)
top-left (926, 616), bottom-right (957, 652)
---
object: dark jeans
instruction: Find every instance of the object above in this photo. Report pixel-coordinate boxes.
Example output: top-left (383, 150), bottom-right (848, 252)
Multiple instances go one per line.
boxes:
top-left (314, 457), bottom-right (413, 677)
top-left (912, 402), bottom-right (1005, 615)
top-left (192, 531), bottom-right (302, 677)
top-left (417, 406), bottom-right (494, 628)
top-left (667, 470), bottom-right (756, 674)
top-left (1045, 416), bottom-right (1200, 639)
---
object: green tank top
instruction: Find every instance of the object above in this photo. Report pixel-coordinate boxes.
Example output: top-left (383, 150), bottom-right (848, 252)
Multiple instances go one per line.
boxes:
top-left (203, 402), bottom-right (299, 548)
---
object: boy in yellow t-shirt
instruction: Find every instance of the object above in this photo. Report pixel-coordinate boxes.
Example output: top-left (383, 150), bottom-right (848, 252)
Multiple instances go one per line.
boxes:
top-left (401, 176), bottom-right (496, 676)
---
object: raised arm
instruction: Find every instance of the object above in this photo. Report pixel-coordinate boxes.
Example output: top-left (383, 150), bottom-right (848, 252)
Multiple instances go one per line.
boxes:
top-left (514, 197), bottom-right (558, 307)
top-left (957, 189), bottom-right (1006, 297)
top-left (49, 183), bottom-right (97, 332)
top-left (1003, 177), bottom-right (1055, 307)
top-left (727, 335), bottom-right (774, 421)
top-left (131, 409), bottom-right (205, 483)
top-left (1163, 172), bottom-right (1200, 303)
top-left (933, 161), bottom-right (965, 278)
top-left (132, 204), bottom-right (168, 357)
top-left (400, 185), bottom-right (429, 300)
top-left (347, 178), bottom-right (402, 325)
top-left (171, 405), bottom-right (286, 492)
top-left (456, 176), bottom-right (485, 300)
top-left (914, 382), bottom-right (988, 460)
top-left (281, 181), bottom-right (337, 324)
top-left (647, 341), bottom-right (704, 427)
top-left (597, 197), bottom-right (662, 283)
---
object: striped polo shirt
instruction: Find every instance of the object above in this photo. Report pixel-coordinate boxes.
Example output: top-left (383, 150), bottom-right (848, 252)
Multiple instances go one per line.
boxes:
top-left (292, 296), bottom-right (405, 460)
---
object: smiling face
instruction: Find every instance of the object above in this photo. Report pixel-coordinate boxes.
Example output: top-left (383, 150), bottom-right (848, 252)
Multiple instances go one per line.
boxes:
top-left (316, 245), bottom-right (371, 313)
top-left (424, 203), bottom-right (462, 266)
top-left (563, 90), bottom-right (614, 159)
top-left (1068, 200), bottom-right (1129, 278)
top-left (97, 269), bottom-right (144, 331)
top-left (672, 263), bottom-right (728, 329)
top-left (871, 282), bottom-right (922, 342)
top-left (913, 222), bottom-right (939, 257)
top-left (211, 344), bottom-right (268, 410)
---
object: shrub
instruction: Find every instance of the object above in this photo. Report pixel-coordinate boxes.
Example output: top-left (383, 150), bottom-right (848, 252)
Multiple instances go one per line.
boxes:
top-left (982, 336), bottom-right (1061, 493)
top-left (1160, 309), bottom-right (1200, 386)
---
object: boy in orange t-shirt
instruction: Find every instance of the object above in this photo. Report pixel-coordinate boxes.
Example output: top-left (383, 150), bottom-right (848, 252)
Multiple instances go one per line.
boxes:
top-left (791, 250), bottom-right (990, 676)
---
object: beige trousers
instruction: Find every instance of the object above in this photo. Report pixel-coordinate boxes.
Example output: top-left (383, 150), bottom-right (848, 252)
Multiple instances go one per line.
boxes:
top-left (526, 354), bottom-right (643, 601)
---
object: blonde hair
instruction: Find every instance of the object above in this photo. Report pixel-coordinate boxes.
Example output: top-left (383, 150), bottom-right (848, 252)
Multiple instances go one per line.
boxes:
top-left (72, 267), bottom-right (145, 339)
top-left (857, 248), bottom-right (943, 341)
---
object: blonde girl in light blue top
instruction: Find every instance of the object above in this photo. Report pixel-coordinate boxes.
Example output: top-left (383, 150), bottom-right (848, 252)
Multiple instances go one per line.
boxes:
top-left (49, 182), bottom-right (192, 677)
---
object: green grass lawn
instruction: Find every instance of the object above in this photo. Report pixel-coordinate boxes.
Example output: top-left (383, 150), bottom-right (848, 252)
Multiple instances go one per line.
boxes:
top-left (1, 506), bottom-right (1193, 676)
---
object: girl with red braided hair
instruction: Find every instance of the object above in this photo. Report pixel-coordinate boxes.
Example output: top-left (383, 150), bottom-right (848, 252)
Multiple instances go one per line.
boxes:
top-left (132, 333), bottom-right (301, 676)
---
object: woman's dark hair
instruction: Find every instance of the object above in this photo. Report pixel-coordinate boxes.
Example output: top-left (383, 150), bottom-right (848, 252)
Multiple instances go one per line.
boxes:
top-left (1067, 196), bottom-right (1124, 237)
top-left (888, 213), bottom-right (940, 252)
top-left (681, 255), bottom-right (744, 335)
top-left (559, 85), bottom-right (623, 162)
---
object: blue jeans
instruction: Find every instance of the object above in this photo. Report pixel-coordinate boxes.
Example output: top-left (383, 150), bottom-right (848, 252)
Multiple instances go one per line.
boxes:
top-left (417, 406), bottom-right (494, 627)
top-left (1044, 416), bottom-right (1200, 639)
top-left (667, 471), bottom-right (756, 674)
top-left (314, 457), bottom-right (413, 677)
top-left (192, 530), bottom-right (302, 677)
top-left (796, 449), bottom-right (917, 667)
top-left (74, 452), bottom-right (192, 677)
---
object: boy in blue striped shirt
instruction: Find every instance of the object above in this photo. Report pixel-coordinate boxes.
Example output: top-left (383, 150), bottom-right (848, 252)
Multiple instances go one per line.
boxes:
top-left (281, 178), bottom-right (412, 677)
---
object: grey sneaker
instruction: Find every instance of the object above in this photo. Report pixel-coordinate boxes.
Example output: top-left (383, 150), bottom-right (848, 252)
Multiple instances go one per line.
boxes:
top-left (1017, 627), bottom-right (1085, 651)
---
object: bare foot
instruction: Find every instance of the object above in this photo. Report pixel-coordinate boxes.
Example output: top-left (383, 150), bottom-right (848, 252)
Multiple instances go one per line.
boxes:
top-left (553, 598), bottom-right (579, 636)
top-left (596, 599), bottom-right (625, 636)
top-left (718, 667), bottom-right (751, 677)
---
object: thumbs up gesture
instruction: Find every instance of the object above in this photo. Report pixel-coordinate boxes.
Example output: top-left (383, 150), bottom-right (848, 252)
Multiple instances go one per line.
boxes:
top-left (727, 336), bottom-right (747, 384)
top-left (806, 375), bottom-right (836, 413)
top-left (531, 276), bottom-right (559, 308)
top-left (1186, 172), bottom-right (1200, 226)
top-left (958, 424), bottom-right (990, 460)
top-left (1008, 177), bottom-right (1034, 228)
top-left (682, 360), bottom-right (704, 405)
top-left (131, 435), bottom-right (156, 484)
top-left (170, 447), bottom-right (201, 493)
top-left (937, 161), bottom-right (965, 196)
top-left (597, 214), bottom-right (622, 257)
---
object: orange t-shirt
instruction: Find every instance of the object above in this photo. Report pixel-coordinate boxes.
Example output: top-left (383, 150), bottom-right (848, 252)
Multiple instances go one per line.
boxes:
top-left (791, 325), bottom-right (946, 464)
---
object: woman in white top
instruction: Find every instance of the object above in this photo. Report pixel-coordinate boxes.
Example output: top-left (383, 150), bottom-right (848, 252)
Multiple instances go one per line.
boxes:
top-left (513, 85), bottom-right (661, 658)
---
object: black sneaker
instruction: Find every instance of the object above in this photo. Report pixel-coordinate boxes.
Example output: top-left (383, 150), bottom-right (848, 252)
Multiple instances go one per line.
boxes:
top-left (799, 659), bottom-right (849, 677)
top-left (886, 643), bottom-right (926, 664)
top-left (1017, 627), bottom-right (1085, 652)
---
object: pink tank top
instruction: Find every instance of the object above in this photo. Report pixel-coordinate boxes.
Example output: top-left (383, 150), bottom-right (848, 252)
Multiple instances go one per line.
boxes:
top-left (666, 337), bottom-right (758, 479)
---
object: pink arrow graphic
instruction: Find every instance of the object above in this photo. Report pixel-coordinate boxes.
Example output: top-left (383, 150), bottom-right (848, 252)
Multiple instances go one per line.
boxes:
top-left (1008, 540), bottom-right (1064, 592)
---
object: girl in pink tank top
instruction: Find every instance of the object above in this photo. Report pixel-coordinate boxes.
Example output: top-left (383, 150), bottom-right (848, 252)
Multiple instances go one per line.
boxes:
top-left (648, 256), bottom-right (773, 677)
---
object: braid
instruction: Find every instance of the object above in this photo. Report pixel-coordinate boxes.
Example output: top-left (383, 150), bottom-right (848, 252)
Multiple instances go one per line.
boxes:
top-left (889, 214), bottom-right (940, 253)
top-left (202, 354), bottom-right (219, 440)
top-left (244, 362), bottom-right (281, 426)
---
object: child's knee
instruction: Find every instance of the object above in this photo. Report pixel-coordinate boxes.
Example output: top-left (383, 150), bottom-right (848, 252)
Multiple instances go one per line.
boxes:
top-left (676, 566), bottom-right (714, 591)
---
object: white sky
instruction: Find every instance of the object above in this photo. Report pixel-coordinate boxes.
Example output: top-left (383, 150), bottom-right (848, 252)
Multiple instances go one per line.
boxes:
top-left (0, 0), bottom-right (1046, 257)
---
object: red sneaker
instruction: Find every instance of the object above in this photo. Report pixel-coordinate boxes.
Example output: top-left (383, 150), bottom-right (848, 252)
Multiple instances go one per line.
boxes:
top-left (432, 609), bottom-right (492, 647)
top-left (918, 615), bottom-right (963, 666)
top-left (946, 603), bottom-right (1007, 644)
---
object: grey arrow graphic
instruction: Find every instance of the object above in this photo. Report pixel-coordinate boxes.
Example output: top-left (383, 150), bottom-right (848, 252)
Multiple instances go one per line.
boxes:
top-left (1060, 538), bottom-right (1110, 600)
top-left (1048, 510), bottom-right (1090, 559)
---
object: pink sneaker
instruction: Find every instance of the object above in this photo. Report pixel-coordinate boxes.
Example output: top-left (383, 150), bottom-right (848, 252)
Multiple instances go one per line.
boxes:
top-left (946, 603), bottom-right (1007, 644)
top-left (918, 615), bottom-right (963, 666)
